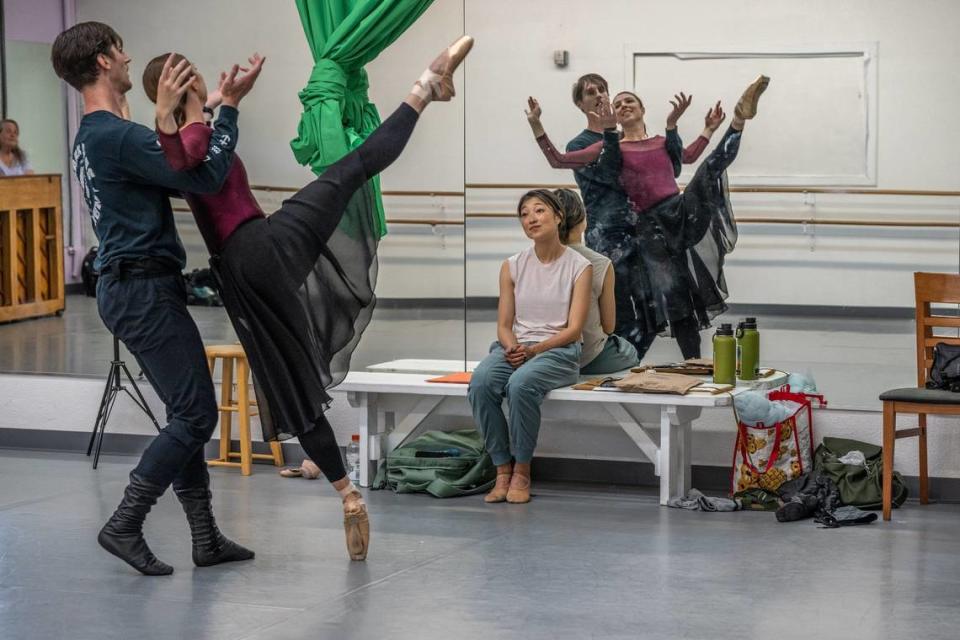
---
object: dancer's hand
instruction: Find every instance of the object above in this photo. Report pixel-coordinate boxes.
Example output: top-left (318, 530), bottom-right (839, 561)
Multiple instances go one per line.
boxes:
top-left (704, 100), bottom-right (726, 132)
top-left (220, 53), bottom-right (266, 108)
top-left (521, 344), bottom-right (540, 361)
top-left (589, 98), bottom-right (617, 130)
top-left (525, 97), bottom-right (547, 137)
top-left (525, 96), bottom-right (542, 122)
top-left (155, 54), bottom-right (195, 134)
top-left (504, 345), bottom-right (526, 368)
top-left (666, 92), bottom-right (692, 129)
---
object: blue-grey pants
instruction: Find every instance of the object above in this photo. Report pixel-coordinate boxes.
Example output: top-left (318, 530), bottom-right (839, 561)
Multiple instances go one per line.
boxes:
top-left (468, 341), bottom-right (581, 466)
top-left (580, 334), bottom-right (640, 376)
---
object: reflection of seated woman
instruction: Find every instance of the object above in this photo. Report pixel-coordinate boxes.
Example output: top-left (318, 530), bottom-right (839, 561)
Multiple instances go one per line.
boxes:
top-left (0, 119), bottom-right (35, 176)
top-left (553, 188), bottom-right (639, 375)
top-left (468, 189), bottom-right (592, 504)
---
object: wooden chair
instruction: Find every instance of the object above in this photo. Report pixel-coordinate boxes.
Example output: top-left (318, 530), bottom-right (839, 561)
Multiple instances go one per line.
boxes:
top-left (205, 344), bottom-right (284, 475)
top-left (879, 272), bottom-right (960, 520)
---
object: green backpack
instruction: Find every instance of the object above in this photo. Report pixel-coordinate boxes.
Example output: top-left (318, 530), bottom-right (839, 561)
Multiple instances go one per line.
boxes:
top-left (814, 437), bottom-right (908, 510)
top-left (372, 429), bottom-right (496, 498)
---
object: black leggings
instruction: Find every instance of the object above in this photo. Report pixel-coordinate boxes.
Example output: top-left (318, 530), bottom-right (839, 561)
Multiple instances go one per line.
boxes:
top-left (270, 102), bottom-right (420, 284)
top-left (299, 414), bottom-right (348, 483)
top-left (279, 103), bottom-right (420, 484)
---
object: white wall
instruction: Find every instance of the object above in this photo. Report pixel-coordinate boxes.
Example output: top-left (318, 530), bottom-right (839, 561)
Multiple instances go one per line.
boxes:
top-left (461, 0), bottom-right (960, 305)
top-left (72, 0), bottom-right (960, 305)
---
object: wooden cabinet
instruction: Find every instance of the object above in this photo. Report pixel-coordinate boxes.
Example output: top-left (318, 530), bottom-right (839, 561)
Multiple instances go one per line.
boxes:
top-left (0, 174), bottom-right (65, 323)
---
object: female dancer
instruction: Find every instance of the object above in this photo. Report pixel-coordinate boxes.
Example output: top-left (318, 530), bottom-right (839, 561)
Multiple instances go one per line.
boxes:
top-left (143, 36), bottom-right (473, 560)
top-left (526, 77), bottom-right (768, 359)
top-left (468, 189), bottom-right (592, 503)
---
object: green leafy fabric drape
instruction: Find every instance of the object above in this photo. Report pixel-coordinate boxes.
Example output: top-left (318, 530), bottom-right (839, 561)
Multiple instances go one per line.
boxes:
top-left (290, 0), bottom-right (435, 238)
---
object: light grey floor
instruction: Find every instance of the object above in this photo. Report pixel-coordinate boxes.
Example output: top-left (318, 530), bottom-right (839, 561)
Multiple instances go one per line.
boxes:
top-left (0, 294), bottom-right (921, 410)
top-left (1, 449), bottom-right (959, 640)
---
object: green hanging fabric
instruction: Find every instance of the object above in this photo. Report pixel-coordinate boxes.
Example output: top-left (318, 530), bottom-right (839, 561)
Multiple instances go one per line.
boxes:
top-left (290, 0), bottom-right (435, 238)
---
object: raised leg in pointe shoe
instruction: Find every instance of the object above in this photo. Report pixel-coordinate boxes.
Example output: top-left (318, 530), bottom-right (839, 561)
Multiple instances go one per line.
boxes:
top-left (732, 74), bottom-right (770, 130)
top-left (406, 35), bottom-right (474, 112)
top-left (485, 462), bottom-right (513, 503)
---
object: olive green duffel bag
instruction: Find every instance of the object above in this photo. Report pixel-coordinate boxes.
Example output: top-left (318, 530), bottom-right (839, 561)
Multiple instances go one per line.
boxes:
top-left (814, 437), bottom-right (908, 510)
top-left (372, 429), bottom-right (496, 498)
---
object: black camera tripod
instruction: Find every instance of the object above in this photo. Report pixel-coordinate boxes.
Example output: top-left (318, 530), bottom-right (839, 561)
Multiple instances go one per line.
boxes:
top-left (86, 335), bottom-right (161, 469)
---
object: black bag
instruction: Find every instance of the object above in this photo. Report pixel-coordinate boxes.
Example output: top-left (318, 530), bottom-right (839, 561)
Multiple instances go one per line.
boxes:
top-left (925, 342), bottom-right (960, 392)
top-left (80, 246), bottom-right (99, 297)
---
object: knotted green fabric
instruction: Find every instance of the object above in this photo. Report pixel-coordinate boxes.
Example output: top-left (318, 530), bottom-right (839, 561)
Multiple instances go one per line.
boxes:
top-left (290, 0), bottom-right (435, 238)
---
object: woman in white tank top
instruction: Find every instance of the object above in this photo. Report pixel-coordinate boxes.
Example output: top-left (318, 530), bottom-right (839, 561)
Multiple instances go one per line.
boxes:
top-left (467, 189), bottom-right (593, 504)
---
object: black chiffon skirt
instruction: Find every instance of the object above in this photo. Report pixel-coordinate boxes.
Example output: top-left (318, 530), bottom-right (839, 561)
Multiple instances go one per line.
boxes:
top-left (589, 127), bottom-right (741, 340)
top-left (211, 157), bottom-right (379, 441)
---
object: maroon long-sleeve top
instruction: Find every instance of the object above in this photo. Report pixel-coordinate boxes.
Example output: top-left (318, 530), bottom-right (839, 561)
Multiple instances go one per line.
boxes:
top-left (537, 132), bottom-right (708, 212)
top-left (158, 122), bottom-right (264, 254)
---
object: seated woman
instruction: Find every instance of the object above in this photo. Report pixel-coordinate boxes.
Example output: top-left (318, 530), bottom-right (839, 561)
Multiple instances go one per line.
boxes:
top-left (0, 119), bottom-right (35, 176)
top-left (553, 188), bottom-right (639, 375)
top-left (468, 189), bottom-right (592, 504)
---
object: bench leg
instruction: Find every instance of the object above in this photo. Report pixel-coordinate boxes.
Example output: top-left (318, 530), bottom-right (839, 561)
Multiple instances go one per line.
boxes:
top-left (358, 393), bottom-right (380, 488)
top-left (659, 406), bottom-right (677, 505)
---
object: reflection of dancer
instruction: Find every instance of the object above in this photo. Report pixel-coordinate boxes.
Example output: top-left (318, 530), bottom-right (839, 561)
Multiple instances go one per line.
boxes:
top-left (52, 22), bottom-right (259, 575)
top-left (553, 188), bottom-right (639, 374)
top-left (143, 37), bottom-right (473, 561)
top-left (468, 190), bottom-right (592, 504)
top-left (527, 76), bottom-right (768, 359)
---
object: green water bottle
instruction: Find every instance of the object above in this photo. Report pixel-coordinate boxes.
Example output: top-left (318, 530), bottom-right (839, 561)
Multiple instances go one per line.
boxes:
top-left (713, 323), bottom-right (736, 385)
top-left (737, 317), bottom-right (760, 381)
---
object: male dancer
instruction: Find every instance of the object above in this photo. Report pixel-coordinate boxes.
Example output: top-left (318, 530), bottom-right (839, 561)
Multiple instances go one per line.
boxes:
top-left (562, 74), bottom-right (658, 356)
top-left (52, 21), bottom-right (262, 575)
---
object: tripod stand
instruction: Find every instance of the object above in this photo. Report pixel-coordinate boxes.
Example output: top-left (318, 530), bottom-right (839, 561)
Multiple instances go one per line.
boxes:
top-left (86, 335), bottom-right (161, 469)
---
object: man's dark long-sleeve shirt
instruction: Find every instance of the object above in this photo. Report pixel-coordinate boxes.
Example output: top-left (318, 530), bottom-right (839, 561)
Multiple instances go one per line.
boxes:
top-left (72, 105), bottom-right (239, 271)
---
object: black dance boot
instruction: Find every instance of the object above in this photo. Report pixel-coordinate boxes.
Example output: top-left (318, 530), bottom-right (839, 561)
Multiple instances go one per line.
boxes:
top-left (98, 473), bottom-right (174, 576)
top-left (174, 486), bottom-right (255, 567)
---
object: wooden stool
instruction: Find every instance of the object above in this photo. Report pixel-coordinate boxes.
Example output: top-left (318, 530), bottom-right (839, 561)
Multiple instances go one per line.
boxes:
top-left (205, 344), bottom-right (284, 475)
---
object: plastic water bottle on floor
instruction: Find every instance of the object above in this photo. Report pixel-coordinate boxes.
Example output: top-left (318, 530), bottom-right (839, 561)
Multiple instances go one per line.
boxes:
top-left (346, 434), bottom-right (360, 483)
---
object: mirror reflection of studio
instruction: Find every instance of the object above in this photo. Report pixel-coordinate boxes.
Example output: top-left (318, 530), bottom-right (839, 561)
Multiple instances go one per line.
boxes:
top-left (2, 1), bottom-right (959, 637)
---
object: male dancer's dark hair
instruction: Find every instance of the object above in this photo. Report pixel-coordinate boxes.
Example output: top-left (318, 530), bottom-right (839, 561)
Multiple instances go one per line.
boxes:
top-left (571, 73), bottom-right (608, 106)
top-left (51, 21), bottom-right (123, 90)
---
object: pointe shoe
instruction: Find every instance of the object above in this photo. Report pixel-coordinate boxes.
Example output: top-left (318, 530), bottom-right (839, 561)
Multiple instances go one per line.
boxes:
top-left (279, 459), bottom-right (321, 479)
top-left (412, 35), bottom-right (474, 103)
top-left (734, 75), bottom-right (770, 121)
top-left (484, 472), bottom-right (512, 503)
top-left (506, 473), bottom-right (531, 504)
top-left (343, 492), bottom-right (370, 561)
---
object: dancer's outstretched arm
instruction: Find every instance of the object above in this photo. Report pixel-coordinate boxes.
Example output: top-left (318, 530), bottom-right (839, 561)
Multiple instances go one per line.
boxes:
top-left (525, 97), bottom-right (603, 169)
top-left (665, 99), bottom-right (725, 177)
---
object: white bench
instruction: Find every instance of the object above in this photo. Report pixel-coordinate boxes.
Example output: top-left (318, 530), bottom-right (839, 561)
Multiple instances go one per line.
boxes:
top-left (337, 361), bottom-right (787, 504)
